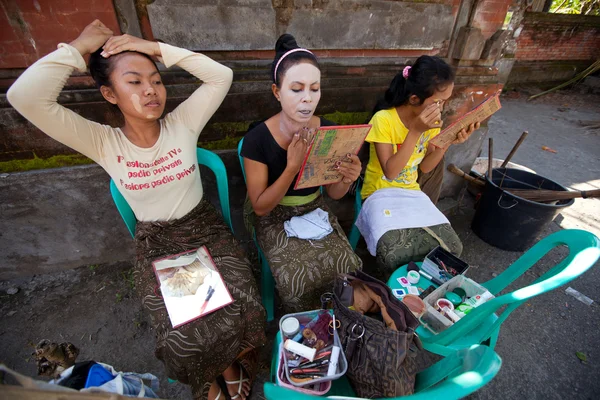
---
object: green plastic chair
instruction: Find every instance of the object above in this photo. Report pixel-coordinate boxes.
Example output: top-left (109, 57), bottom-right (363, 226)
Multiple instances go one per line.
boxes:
top-left (388, 229), bottom-right (600, 356)
top-left (237, 138), bottom-right (276, 322)
top-left (109, 147), bottom-right (234, 238)
top-left (347, 178), bottom-right (363, 250)
top-left (265, 331), bottom-right (502, 400)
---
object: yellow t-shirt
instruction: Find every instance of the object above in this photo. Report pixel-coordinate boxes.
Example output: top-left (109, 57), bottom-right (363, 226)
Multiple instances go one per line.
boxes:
top-left (362, 108), bottom-right (439, 198)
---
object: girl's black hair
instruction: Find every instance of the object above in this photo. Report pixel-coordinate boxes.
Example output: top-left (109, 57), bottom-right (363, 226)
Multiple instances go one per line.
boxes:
top-left (271, 34), bottom-right (319, 87)
top-left (88, 48), bottom-right (158, 88)
top-left (372, 56), bottom-right (455, 115)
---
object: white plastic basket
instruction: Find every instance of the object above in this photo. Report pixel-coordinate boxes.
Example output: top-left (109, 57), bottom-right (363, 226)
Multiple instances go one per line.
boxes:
top-left (420, 275), bottom-right (494, 334)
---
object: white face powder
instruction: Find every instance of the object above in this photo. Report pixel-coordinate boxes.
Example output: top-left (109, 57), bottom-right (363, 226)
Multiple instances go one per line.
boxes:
top-left (131, 94), bottom-right (143, 114)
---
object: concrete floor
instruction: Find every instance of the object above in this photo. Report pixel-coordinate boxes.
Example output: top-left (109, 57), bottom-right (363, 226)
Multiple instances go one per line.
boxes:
top-left (463, 92), bottom-right (600, 399)
top-left (0, 91), bottom-right (599, 399)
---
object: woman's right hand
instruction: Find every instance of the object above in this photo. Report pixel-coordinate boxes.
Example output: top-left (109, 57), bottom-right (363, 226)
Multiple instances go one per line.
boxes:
top-left (70, 20), bottom-right (113, 56)
top-left (408, 103), bottom-right (442, 134)
top-left (286, 128), bottom-right (313, 173)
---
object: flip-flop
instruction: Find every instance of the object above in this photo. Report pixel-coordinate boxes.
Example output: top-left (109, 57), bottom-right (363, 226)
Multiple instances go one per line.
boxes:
top-left (224, 365), bottom-right (250, 400)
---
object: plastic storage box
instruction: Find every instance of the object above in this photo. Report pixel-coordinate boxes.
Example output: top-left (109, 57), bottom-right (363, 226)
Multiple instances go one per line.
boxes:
top-left (421, 246), bottom-right (470, 281)
top-left (420, 275), bottom-right (494, 334)
top-left (279, 309), bottom-right (348, 388)
top-left (276, 342), bottom-right (332, 395)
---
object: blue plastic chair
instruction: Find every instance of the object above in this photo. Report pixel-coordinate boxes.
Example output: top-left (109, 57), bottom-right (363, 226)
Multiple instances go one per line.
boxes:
top-left (109, 147), bottom-right (233, 238)
top-left (237, 138), bottom-right (276, 322)
top-left (266, 332), bottom-right (502, 400)
top-left (388, 229), bottom-right (600, 356)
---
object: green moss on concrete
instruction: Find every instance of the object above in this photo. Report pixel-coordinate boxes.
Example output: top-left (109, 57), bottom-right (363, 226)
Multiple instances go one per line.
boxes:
top-left (198, 111), bottom-right (372, 150)
top-left (198, 135), bottom-right (244, 150)
top-left (0, 154), bottom-right (94, 173)
top-left (209, 121), bottom-right (251, 135)
top-left (321, 111), bottom-right (371, 125)
top-left (1, 113), bottom-right (374, 169)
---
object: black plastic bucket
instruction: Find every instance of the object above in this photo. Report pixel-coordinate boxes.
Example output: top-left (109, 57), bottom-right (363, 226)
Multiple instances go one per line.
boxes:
top-left (471, 168), bottom-right (574, 251)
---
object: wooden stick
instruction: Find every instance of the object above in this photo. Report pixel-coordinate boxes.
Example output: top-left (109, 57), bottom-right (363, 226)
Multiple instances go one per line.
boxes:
top-left (446, 164), bottom-right (600, 202)
top-left (501, 131), bottom-right (528, 168)
top-left (504, 188), bottom-right (600, 203)
top-left (447, 164), bottom-right (485, 187)
top-left (488, 138), bottom-right (493, 181)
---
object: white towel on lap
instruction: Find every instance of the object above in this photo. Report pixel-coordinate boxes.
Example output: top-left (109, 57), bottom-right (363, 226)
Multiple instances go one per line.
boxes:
top-left (284, 208), bottom-right (333, 240)
top-left (355, 188), bottom-right (449, 256)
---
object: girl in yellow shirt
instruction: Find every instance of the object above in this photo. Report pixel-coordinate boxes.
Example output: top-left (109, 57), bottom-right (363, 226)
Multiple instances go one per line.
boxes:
top-left (358, 56), bottom-right (479, 280)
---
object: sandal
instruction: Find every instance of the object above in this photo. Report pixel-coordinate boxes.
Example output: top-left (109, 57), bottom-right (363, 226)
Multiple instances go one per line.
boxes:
top-left (210, 377), bottom-right (227, 400)
top-left (224, 365), bottom-right (250, 400)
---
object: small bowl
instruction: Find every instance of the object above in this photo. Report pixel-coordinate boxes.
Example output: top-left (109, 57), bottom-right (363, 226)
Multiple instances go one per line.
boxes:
top-left (435, 298), bottom-right (454, 312)
top-left (452, 288), bottom-right (467, 302)
top-left (444, 292), bottom-right (462, 307)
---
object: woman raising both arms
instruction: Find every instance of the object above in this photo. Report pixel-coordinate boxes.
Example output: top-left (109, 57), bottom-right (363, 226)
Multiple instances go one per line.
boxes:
top-left (8, 20), bottom-right (264, 400)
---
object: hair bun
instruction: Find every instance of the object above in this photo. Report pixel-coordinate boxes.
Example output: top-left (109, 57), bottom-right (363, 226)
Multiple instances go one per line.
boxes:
top-left (275, 33), bottom-right (299, 56)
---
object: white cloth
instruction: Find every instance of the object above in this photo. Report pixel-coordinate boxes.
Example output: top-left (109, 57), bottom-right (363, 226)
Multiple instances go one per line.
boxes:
top-left (284, 208), bottom-right (333, 240)
top-left (355, 188), bottom-right (449, 256)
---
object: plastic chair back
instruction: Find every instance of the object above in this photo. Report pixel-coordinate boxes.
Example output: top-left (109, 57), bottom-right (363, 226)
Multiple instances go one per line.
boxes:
top-left (348, 178), bottom-right (363, 250)
top-left (424, 229), bottom-right (600, 352)
top-left (264, 342), bottom-right (502, 400)
top-left (110, 179), bottom-right (137, 238)
top-left (237, 137), bottom-right (275, 321)
top-left (110, 148), bottom-right (233, 238)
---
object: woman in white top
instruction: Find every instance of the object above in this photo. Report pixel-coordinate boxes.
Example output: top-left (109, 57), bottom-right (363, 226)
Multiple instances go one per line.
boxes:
top-left (8, 20), bottom-right (265, 400)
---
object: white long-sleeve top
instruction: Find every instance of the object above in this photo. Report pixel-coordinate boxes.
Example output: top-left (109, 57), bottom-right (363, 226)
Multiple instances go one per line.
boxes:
top-left (7, 42), bottom-right (233, 222)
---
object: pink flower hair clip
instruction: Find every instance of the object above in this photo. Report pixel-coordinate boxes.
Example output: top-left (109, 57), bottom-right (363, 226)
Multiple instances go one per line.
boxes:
top-left (403, 66), bottom-right (411, 79)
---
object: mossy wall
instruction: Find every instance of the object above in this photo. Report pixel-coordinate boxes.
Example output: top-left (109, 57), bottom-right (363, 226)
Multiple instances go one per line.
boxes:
top-left (0, 112), bottom-right (372, 173)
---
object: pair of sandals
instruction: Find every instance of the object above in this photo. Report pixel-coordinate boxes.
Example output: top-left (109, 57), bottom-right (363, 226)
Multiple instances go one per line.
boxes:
top-left (215, 367), bottom-right (249, 400)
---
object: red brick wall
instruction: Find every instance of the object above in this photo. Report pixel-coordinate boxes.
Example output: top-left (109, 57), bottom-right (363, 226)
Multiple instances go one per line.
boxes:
top-left (0, 0), bottom-right (121, 69)
top-left (515, 12), bottom-right (600, 61)
top-left (472, 0), bottom-right (511, 39)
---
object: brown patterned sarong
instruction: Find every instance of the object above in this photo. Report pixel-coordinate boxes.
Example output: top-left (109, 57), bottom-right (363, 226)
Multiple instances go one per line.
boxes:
top-left (374, 223), bottom-right (463, 282)
top-left (252, 195), bottom-right (363, 312)
top-left (133, 199), bottom-right (266, 400)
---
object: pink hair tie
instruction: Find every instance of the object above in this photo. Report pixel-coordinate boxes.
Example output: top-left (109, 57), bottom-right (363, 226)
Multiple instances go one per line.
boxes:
top-left (403, 66), bottom-right (411, 79)
top-left (273, 48), bottom-right (315, 82)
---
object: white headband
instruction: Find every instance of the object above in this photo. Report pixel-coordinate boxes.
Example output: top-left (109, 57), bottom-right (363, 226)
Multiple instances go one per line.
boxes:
top-left (273, 48), bottom-right (315, 82)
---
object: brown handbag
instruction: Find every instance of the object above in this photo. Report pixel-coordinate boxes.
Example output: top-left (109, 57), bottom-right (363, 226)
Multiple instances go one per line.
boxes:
top-left (333, 270), bottom-right (421, 398)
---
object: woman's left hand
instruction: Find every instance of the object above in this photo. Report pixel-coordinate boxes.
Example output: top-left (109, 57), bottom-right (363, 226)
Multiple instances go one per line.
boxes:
top-left (101, 34), bottom-right (160, 58)
top-left (337, 154), bottom-right (362, 184)
top-left (451, 121), bottom-right (480, 145)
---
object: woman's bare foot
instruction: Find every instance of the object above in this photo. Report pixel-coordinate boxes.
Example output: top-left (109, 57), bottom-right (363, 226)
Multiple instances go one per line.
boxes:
top-left (207, 380), bottom-right (224, 400)
top-left (223, 362), bottom-right (251, 400)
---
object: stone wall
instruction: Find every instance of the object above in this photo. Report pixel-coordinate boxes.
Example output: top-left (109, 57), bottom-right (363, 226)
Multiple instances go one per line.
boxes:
top-left (147, 0), bottom-right (455, 52)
